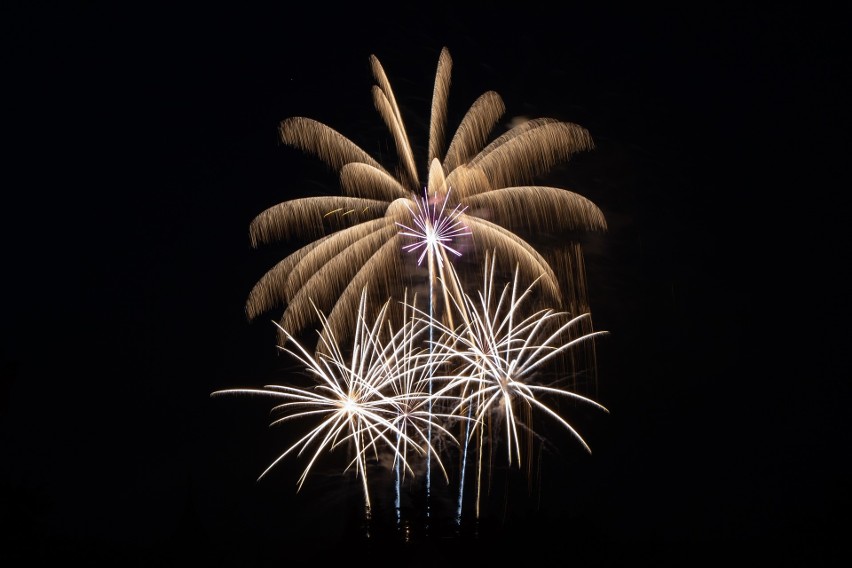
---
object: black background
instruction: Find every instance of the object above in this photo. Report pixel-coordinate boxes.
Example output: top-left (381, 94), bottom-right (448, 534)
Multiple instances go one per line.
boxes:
top-left (2, 4), bottom-right (848, 567)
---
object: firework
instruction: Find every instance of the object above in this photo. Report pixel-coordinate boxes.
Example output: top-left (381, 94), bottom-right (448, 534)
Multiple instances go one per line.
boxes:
top-left (218, 46), bottom-right (611, 536)
top-left (245, 47), bottom-right (606, 350)
top-left (425, 251), bottom-right (609, 519)
top-left (211, 288), bottom-right (461, 516)
top-left (397, 187), bottom-right (471, 269)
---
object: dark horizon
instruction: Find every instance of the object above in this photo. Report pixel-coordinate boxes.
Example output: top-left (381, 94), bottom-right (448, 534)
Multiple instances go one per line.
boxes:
top-left (2, 4), bottom-right (847, 567)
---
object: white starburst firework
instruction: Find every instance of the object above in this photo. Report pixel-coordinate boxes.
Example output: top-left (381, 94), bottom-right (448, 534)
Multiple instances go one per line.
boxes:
top-left (422, 252), bottom-right (609, 517)
top-left (211, 288), bottom-right (460, 515)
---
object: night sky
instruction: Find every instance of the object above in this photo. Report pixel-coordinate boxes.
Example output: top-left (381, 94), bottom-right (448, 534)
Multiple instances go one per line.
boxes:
top-left (2, 4), bottom-right (848, 567)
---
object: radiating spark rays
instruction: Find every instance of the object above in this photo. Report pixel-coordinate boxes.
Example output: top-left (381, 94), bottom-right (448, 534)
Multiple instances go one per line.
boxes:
top-left (211, 288), bottom-right (460, 515)
top-left (214, 266), bottom-right (608, 526)
top-left (397, 187), bottom-right (471, 268)
top-left (421, 252), bottom-right (609, 516)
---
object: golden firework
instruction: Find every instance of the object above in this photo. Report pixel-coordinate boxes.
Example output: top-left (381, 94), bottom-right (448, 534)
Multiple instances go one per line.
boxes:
top-left (246, 47), bottom-right (606, 351)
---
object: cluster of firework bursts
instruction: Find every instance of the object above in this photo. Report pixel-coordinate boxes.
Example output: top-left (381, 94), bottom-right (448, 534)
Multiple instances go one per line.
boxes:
top-left (212, 47), bottom-right (610, 537)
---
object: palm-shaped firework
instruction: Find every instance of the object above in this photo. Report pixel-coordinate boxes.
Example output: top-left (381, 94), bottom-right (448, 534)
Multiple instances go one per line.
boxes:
top-left (245, 47), bottom-right (606, 350)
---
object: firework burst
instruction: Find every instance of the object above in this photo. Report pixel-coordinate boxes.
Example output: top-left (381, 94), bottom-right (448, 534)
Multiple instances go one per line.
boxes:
top-left (245, 47), bottom-right (606, 350)
top-left (211, 288), bottom-right (461, 516)
top-left (397, 187), bottom-right (471, 269)
top-left (425, 251), bottom-right (609, 518)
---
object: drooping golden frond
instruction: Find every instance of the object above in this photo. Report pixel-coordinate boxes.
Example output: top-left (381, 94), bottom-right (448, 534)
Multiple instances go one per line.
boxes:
top-left (279, 117), bottom-right (388, 174)
top-left (443, 163), bottom-right (492, 201)
top-left (429, 47), bottom-right (453, 166)
top-left (280, 217), bottom-right (396, 301)
top-left (248, 196), bottom-right (389, 246)
top-left (461, 215), bottom-right (562, 303)
top-left (467, 117), bottom-right (560, 167)
top-left (372, 85), bottom-right (419, 191)
top-left (245, 237), bottom-right (329, 320)
top-left (369, 55), bottom-right (407, 140)
top-left (246, 222), bottom-right (395, 323)
top-left (370, 55), bottom-right (419, 191)
top-left (443, 91), bottom-right (505, 174)
top-left (278, 224), bottom-right (402, 338)
top-left (339, 162), bottom-right (409, 201)
top-left (467, 121), bottom-right (595, 192)
top-left (463, 186), bottom-right (608, 234)
top-left (427, 158), bottom-right (447, 196)
top-left (309, 235), bottom-right (408, 350)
